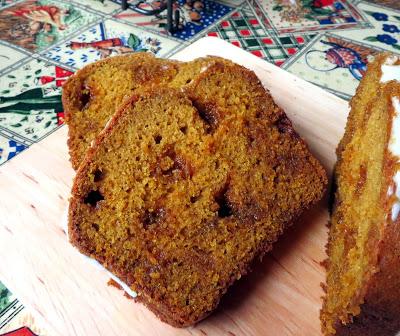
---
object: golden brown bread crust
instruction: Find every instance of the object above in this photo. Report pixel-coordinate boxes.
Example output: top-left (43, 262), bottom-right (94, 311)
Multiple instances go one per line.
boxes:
top-left (322, 53), bottom-right (400, 335)
top-left (69, 60), bottom-right (327, 327)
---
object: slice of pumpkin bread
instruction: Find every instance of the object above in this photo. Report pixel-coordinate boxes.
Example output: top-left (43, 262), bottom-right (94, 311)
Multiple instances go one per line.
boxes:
top-left (69, 61), bottom-right (327, 327)
top-left (62, 54), bottom-right (231, 170)
top-left (321, 53), bottom-right (400, 336)
top-left (62, 53), bottom-right (180, 170)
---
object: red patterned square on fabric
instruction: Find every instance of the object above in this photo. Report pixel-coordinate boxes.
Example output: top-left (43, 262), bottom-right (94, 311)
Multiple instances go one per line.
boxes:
top-left (55, 67), bottom-right (74, 78)
top-left (287, 48), bottom-right (296, 55)
top-left (275, 60), bottom-right (284, 67)
top-left (240, 29), bottom-right (251, 36)
top-left (57, 112), bottom-right (65, 125)
top-left (208, 32), bottom-right (218, 37)
top-left (56, 79), bottom-right (67, 87)
top-left (249, 18), bottom-right (259, 26)
top-left (221, 21), bottom-right (230, 28)
top-left (261, 38), bottom-right (273, 45)
top-left (1, 327), bottom-right (38, 336)
top-left (231, 12), bottom-right (240, 17)
top-left (296, 36), bottom-right (304, 43)
top-left (251, 50), bottom-right (263, 57)
top-left (231, 41), bottom-right (241, 47)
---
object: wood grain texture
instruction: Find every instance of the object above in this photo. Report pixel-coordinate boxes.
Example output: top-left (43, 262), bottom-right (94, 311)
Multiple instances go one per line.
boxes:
top-left (0, 37), bottom-right (349, 336)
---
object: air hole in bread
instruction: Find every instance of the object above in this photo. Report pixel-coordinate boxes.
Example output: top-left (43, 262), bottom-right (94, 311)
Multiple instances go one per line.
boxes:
top-left (273, 164), bottom-right (280, 183)
top-left (92, 223), bottom-right (99, 231)
top-left (180, 126), bottom-right (187, 134)
top-left (93, 169), bottom-right (104, 182)
top-left (80, 85), bottom-right (91, 110)
top-left (142, 207), bottom-right (166, 229)
top-left (154, 135), bottom-right (162, 144)
top-left (215, 184), bottom-right (233, 218)
top-left (190, 195), bottom-right (199, 203)
top-left (84, 190), bottom-right (104, 207)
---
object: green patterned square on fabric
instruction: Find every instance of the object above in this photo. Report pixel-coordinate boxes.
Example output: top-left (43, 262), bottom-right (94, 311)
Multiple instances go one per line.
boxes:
top-left (279, 36), bottom-right (293, 45)
top-left (244, 38), bottom-right (260, 47)
top-left (233, 19), bottom-right (248, 28)
top-left (0, 282), bottom-right (11, 311)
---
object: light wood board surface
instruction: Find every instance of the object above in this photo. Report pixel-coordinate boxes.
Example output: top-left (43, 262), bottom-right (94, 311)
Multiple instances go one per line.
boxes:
top-left (0, 37), bottom-right (349, 336)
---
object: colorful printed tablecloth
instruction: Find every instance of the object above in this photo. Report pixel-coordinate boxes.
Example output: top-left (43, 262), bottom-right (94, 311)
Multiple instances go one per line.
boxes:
top-left (0, 0), bottom-right (398, 334)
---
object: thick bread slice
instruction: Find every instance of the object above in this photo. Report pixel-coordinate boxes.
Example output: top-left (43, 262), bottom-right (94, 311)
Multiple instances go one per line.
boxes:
top-left (321, 53), bottom-right (400, 336)
top-left (69, 62), bottom-right (327, 327)
top-left (62, 54), bottom-right (232, 170)
top-left (62, 53), bottom-right (179, 170)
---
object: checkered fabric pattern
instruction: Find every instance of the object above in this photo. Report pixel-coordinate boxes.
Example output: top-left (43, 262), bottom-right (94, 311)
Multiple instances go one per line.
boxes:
top-left (207, 9), bottom-right (315, 66)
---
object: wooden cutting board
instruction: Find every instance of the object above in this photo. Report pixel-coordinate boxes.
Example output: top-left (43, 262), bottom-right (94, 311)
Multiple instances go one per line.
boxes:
top-left (0, 37), bottom-right (349, 336)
